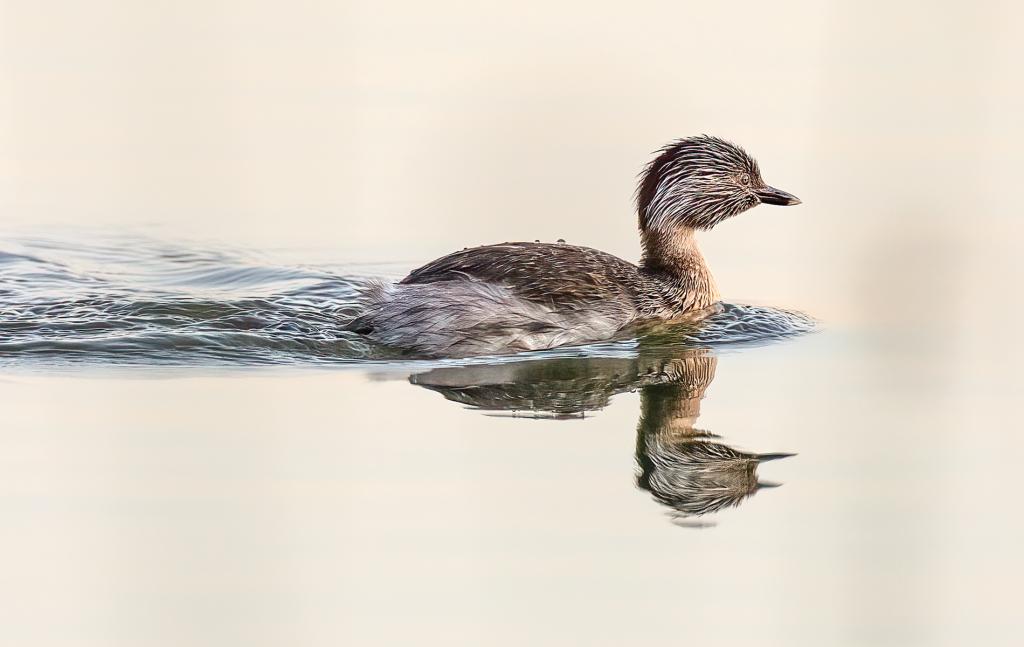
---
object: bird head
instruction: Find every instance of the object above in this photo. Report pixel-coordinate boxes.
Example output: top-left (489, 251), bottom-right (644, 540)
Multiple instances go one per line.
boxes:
top-left (636, 135), bottom-right (800, 232)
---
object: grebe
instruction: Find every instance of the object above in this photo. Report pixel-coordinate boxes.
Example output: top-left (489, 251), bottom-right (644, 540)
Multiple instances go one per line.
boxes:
top-left (348, 135), bottom-right (800, 357)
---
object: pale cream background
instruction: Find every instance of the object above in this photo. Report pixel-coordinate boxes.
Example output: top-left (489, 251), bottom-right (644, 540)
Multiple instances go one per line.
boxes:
top-left (1, 2), bottom-right (1023, 646)
top-left (2, 1), bottom-right (1022, 323)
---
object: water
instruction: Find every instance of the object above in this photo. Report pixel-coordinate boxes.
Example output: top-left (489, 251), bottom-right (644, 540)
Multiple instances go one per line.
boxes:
top-left (4, 0), bottom-right (1024, 641)
top-left (0, 235), bottom-right (813, 366)
top-left (2, 233), bottom-right (1022, 647)
top-left (0, 235), bottom-right (372, 365)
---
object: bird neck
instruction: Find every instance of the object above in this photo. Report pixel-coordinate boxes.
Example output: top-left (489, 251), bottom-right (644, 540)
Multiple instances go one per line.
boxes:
top-left (639, 226), bottom-right (719, 310)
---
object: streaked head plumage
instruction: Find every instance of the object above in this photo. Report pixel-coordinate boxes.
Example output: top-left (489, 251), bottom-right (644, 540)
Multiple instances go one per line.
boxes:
top-left (636, 135), bottom-right (799, 232)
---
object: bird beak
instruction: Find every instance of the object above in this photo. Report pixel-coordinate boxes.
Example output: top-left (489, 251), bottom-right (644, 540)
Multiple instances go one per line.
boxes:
top-left (756, 186), bottom-right (801, 206)
top-left (755, 452), bottom-right (796, 462)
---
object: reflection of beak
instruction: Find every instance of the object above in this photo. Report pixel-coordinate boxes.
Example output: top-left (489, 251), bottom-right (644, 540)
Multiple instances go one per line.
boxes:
top-left (756, 452), bottom-right (796, 462)
top-left (756, 186), bottom-right (801, 206)
top-left (755, 481), bottom-right (783, 491)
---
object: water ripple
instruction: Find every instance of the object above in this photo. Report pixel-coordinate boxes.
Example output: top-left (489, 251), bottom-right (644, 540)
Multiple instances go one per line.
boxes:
top-left (0, 234), bottom-right (814, 367)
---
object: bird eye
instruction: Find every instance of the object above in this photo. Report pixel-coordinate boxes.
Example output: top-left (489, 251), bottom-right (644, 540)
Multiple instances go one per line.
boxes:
top-left (740, 174), bottom-right (750, 186)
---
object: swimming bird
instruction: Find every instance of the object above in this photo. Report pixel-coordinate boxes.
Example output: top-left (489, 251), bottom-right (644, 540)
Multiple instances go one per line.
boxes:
top-left (348, 135), bottom-right (800, 357)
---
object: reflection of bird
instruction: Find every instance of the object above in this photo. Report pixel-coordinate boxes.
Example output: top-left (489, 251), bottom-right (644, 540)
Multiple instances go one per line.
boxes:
top-left (409, 345), bottom-right (793, 526)
top-left (637, 432), bottom-right (791, 522)
top-left (631, 360), bottom-right (792, 525)
top-left (411, 356), bottom-right (676, 417)
top-left (348, 136), bottom-right (800, 357)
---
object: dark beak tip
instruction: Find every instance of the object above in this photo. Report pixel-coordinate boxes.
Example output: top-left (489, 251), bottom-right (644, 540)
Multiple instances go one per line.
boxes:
top-left (756, 186), bottom-right (802, 207)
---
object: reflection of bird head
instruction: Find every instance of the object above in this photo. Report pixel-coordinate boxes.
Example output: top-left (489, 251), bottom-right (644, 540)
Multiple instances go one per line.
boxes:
top-left (636, 434), bottom-right (792, 525)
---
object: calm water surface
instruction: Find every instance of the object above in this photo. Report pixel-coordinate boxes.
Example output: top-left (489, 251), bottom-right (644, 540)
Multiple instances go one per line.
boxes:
top-left (1, 234), bottom-right (1021, 646)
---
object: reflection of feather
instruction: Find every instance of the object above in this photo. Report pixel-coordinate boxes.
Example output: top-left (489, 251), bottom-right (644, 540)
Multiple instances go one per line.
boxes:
top-left (410, 344), bottom-right (723, 416)
top-left (409, 344), bottom-right (794, 527)
top-left (636, 432), bottom-right (793, 522)
top-left (632, 355), bottom-right (792, 524)
top-left (413, 357), bottom-right (652, 416)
